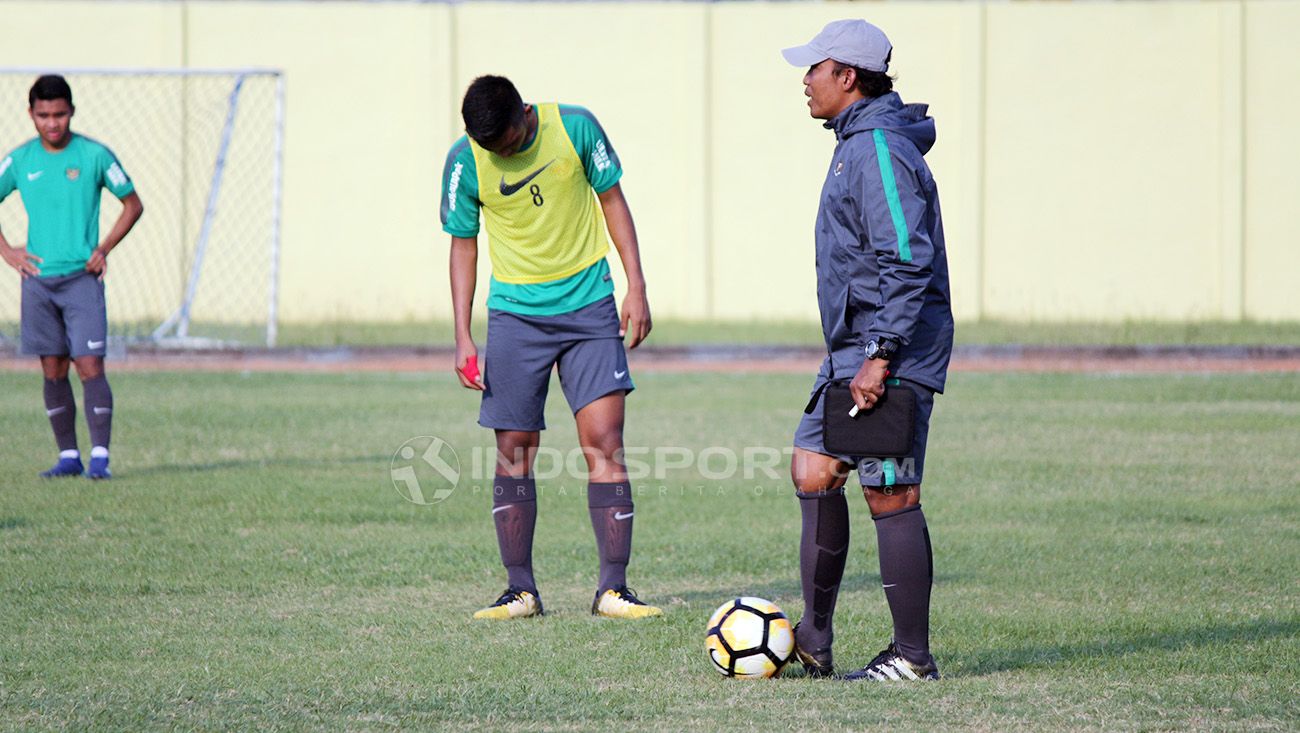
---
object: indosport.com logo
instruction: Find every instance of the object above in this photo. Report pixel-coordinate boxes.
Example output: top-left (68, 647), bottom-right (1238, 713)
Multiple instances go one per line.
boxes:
top-left (389, 434), bottom-right (918, 506)
top-left (389, 436), bottom-right (461, 505)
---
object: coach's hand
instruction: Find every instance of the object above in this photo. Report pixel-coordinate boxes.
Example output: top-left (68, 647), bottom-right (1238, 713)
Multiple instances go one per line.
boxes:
top-left (455, 339), bottom-right (484, 390)
top-left (1, 244), bottom-right (41, 278)
top-left (849, 359), bottom-right (890, 411)
top-left (85, 246), bottom-right (109, 281)
top-left (620, 286), bottom-right (652, 349)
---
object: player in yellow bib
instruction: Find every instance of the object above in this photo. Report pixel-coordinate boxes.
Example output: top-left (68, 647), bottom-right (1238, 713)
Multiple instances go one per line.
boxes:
top-left (441, 76), bottom-right (660, 620)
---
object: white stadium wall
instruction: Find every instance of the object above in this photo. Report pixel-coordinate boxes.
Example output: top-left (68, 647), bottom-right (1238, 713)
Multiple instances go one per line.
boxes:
top-left (0, 0), bottom-right (1296, 324)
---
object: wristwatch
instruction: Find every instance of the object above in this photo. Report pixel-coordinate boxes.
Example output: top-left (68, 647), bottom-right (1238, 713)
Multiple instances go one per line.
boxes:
top-left (864, 338), bottom-right (899, 362)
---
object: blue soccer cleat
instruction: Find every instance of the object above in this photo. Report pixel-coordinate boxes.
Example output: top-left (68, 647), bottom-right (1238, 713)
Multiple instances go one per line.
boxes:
top-left (40, 456), bottom-right (84, 478)
top-left (86, 456), bottom-right (112, 480)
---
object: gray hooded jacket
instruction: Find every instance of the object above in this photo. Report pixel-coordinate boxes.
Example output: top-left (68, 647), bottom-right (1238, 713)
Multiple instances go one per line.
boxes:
top-left (815, 92), bottom-right (954, 393)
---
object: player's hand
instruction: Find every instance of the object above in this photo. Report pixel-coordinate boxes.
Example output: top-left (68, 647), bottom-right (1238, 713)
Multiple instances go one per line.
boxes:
top-left (1, 244), bottom-right (41, 278)
top-left (849, 359), bottom-right (890, 411)
top-left (455, 339), bottom-right (484, 390)
top-left (85, 246), bottom-right (108, 280)
top-left (620, 286), bottom-right (652, 349)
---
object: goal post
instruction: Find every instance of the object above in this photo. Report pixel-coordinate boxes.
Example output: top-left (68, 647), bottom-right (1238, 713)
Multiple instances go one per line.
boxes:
top-left (0, 67), bottom-right (284, 348)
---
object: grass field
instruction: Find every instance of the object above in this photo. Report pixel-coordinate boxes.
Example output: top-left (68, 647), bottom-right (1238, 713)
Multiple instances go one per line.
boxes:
top-left (1, 369), bottom-right (1297, 731)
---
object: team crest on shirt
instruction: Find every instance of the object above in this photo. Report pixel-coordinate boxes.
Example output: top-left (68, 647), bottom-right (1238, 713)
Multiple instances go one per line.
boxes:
top-left (834, 161), bottom-right (844, 176)
top-left (65, 167), bottom-right (80, 181)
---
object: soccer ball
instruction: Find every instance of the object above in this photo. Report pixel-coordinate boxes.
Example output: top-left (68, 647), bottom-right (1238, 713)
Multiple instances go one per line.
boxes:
top-left (704, 597), bottom-right (794, 678)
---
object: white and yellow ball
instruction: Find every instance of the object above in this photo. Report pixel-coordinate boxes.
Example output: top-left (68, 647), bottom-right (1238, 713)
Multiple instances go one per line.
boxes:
top-left (704, 597), bottom-right (794, 678)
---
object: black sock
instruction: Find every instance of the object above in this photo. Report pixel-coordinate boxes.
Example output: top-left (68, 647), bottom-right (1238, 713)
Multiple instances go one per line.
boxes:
top-left (588, 482), bottom-right (634, 593)
top-left (43, 377), bottom-right (78, 453)
top-left (796, 488), bottom-right (850, 654)
top-left (873, 504), bottom-right (933, 665)
top-left (81, 374), bottom-right (113, 451)
top-left (492, 477), bottom-right (537, 593)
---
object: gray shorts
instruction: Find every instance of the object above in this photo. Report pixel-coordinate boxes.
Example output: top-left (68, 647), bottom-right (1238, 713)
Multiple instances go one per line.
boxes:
top-left (20, 271), bottom-right (108, 358)
top-left (480, 296), bottom-right (635, 431)
top-left (794, 354), bottom-right (936, 487)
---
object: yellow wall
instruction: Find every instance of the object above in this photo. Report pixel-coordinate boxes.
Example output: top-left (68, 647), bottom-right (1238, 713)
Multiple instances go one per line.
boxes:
top-left (185, 0), bottom-right (450, 323)
top-left (1244, 0), bottom-right (1300, 321)
top-left (1, 0), bottom-right (1297, 324)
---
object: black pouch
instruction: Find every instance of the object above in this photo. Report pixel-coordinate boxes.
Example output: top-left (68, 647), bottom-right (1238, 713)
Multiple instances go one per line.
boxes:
top-left (805, 379), bottom-right (916, 457)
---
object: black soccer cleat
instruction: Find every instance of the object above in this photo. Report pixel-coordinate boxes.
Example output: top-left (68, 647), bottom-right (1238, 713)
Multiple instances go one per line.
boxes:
top-left (842, 642), bottom-right (940, 681)
top-left (791, 622), bottom-right (835, 678)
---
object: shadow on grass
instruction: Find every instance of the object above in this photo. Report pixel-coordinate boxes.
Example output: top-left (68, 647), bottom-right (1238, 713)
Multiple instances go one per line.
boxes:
top-left (126, 454), bottom-right (387, 476)
top-left (963, 617), bottom-right (1300, 676)
top-left (669, 574), bottom-right (870, 606)
top-left (672, 572), bottom-right (970, 606)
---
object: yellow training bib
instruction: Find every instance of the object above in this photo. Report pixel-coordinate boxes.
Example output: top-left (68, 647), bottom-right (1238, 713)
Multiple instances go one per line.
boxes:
top-left (470, 103), bottom-right (609, 284)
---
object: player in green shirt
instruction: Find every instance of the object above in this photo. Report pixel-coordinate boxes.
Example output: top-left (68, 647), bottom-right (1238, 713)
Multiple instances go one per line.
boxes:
top-left (0, 75), bottom-right (144, 479)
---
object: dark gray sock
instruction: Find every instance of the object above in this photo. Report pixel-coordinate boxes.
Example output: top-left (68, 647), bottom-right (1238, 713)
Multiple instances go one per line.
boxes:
top-left (43, 377), bottom-right (78, 452)
top-left (492, 477), bottom-right (537, 593)
top-left (588, 482), bottom-right (633, 592)
top-left (873, 504), bottom-right (933, 665)
top-left (81, 374), bottom-right (113, 450)
top-left (796, 488), bottom-right (850, 654)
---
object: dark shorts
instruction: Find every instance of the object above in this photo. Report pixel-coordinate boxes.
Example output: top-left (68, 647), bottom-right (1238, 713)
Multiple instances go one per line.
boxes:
top-left (20, 271), bottom-right (108, 358)
top-left (480, 296), bottom-right (635, 431)
top-left (794, 354), bottom-right (936, 487)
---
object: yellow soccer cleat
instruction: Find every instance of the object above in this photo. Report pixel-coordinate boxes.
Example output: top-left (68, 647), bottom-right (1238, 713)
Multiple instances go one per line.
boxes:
top-left (791, 622), bottom-right (835, 678)
top-left (473, 587), bottom-right (544, 620)
top-left (591, 585), bottom-right (664, 619)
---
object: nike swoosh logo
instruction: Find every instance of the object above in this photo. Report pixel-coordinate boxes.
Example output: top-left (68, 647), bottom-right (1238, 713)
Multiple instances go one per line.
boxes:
top-left (87, 340), bottom-right (105, 349)
top-left (499, 159), bottom-right (555, 196)
top-left (27, 171), bottom-right (42, 180)
top-left (614, 370), bottom-right (627, 379)
top-left (614, 511), bottom-right (634, 521)
top-left (882, 583), bottom-right (898, 589)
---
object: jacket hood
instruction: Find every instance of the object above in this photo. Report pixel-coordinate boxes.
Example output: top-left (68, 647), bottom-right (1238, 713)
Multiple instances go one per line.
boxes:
top-left (825, 92), bottom-right (935, 154)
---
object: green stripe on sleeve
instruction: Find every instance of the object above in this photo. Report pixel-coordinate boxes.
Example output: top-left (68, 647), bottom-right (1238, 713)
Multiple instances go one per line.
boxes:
top-left (872, 129), bottom-right (912, 263)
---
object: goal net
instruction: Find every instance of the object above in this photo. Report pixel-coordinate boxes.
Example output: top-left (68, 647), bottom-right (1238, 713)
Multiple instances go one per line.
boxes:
top-left (0, 68), bottom-right (283, 349)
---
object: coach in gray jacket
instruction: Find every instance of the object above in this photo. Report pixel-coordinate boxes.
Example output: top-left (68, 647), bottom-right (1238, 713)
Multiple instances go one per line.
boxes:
top-left (783, 20), bottom-right (953, 682)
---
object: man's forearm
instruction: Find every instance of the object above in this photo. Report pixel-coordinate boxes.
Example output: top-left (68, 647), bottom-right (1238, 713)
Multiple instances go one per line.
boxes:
top-left (598, 185), bottom-right (646, 291)
top-left (99, 195), bottom-right (143, 253)
top-left (449, 236), bottom-right (479, 339)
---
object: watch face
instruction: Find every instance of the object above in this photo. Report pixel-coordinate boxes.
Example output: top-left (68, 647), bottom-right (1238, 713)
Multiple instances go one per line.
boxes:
top-left (866, 341), bottom-right (880, 359)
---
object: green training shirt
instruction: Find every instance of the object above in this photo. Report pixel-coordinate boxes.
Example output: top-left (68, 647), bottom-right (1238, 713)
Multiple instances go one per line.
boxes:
top-left (0, 133), bottom-right (135, 277)
top-left (440, 104), bottom-right (623, 315)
